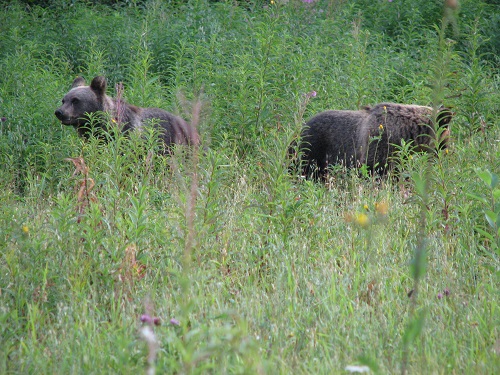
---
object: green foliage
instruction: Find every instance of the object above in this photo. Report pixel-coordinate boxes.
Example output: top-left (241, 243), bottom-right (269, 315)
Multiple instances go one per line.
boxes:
top-left (468, 169), bottom-right (500, 253)
top-left (0, 1), bottom-right (499, 374)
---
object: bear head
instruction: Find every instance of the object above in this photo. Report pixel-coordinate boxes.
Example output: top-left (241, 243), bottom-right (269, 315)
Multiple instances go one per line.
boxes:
top-left (55, 76), bottom-right (108, 128)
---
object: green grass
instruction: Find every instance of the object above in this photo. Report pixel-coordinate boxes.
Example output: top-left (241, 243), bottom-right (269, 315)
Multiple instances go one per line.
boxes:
top-left (1, 0), bottom-right (499, 373)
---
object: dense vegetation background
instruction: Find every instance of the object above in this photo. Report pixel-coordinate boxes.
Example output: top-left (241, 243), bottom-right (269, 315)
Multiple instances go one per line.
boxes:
top-left (0, 0), bottom-right (499, 373)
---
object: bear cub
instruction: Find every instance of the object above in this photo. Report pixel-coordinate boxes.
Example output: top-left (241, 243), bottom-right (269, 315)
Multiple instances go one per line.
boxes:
top-left (298, 102), bottom-right (452, 179)
top-left (55, 76), bottom-right (199, 150)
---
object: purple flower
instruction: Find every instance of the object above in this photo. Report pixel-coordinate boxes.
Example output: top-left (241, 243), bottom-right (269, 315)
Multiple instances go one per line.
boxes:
top-left (141, 314), bottom-right (161, 325)
top-left (437, 293), bottom-right (443, 299)
top-left (306, 91), bottom-right (317, 99)
top-left (170, 318), bottom-right (180, 326)
top-left (302, 0), bottom-right (315, 3)
top-left (443, 288), bottom-right (450, 296)
top-left (0, 117), bottom-right (6, 122)
top-left (141, 314), bottom-right (153, 324)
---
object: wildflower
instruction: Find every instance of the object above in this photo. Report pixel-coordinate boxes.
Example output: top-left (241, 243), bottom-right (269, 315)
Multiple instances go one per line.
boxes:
top-left (363, 204), bottom-right (369, 211)
top-left (270, 0), bottom-right (274, 4)
top-left (22, 225), bottom-right (29, 234)
top-left (1, 117), bottom-right (6, 122)
top-left (379, 124), bottom-right (384, 130)
top-left (355, 213), bottom-right (370, 228)
top-left (111, 118), bottom-right (117, 123)
top-left (445, 149), bottom-right (449, 154)
top-left (170, 318), bottom-right (180, 326)
top-left (306, 90), bottom-right (317, 99)
top-left (437, 293), bottom-right (443, 299)
top-left (443, 288), bottom-right (450, 296)
top-left (141, 314), bottom-right (161, 325)
top-left (383, 105), bottom-right (387, 112)
top-left (375, 201), bottom-right (388, 216)
top-left (141, 314), bottom-right (154, 324)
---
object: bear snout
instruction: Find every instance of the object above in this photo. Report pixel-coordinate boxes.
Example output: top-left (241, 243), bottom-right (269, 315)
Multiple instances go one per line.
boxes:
top-left (55, 108), bottom-right (73, 125)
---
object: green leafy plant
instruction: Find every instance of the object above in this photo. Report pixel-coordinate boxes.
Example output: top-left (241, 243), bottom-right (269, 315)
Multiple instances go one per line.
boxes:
top-left (468, 169), bottom-right (500, 253)
top-left (0, 1), bottom-right (498, 374)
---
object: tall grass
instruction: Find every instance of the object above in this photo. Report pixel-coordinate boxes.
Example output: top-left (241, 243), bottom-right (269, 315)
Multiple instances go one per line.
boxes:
top-left (0, 0), bottom-right (499, 374)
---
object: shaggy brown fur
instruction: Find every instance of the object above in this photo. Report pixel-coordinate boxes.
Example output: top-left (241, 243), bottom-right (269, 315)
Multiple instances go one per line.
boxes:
top-left (359, 103), bottom-right (452, 173)
top-left (298, 102), bottom-right (452, 179)
top-left (55, 76), bottom-right (199, 150)
top-left (299, 109), bottom-right (370, 178)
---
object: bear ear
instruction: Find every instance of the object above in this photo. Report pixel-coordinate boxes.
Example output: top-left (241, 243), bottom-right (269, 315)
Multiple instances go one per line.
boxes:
top-left (437, 107), bottom-right (454, 127)
top-left (71, 77), bottom-right (86, 88)
top-left (90, 76), bottom-right (107, 96)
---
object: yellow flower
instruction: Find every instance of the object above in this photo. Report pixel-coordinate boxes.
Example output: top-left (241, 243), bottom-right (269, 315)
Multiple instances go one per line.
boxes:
top-left (270, 0), bottom-right (274, 3)
top-left (379, 124), bottom-right (384, 130)
top-left (375, 201), bottom-right (388, 216)
top-left (445, 149), bottom-right (449, 154)
top-left (383, 105), bottom-right (387, 112)
top-left (355, 213), bottom-right (370, 228)
top-left (22, 225), bottom-right (29, 234)
top-left (363, 204), bottom-right (369, 210)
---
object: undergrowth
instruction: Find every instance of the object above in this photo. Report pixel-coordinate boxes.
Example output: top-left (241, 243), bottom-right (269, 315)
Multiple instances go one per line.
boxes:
top-left (0, 0), bottom-right (498, 374)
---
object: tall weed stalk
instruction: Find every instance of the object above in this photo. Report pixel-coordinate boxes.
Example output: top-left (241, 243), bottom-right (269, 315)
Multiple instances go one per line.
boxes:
top-left (401, 5), bottom-right (456, 374)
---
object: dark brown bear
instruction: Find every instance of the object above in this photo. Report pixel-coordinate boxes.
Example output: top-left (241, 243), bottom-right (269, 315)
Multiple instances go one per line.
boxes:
top-left (55, 76), bottom-right (199, 150)
top-left (298, 102), bottom-right (452, 179)
top-left (298, 109), bottom-right (370, 178)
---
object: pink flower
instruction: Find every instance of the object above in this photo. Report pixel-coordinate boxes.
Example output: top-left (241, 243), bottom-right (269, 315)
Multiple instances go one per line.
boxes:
top-left (141, 314), bottom-right (161, 325)
top-left (170, 318), bottom-right (180, 326)
top-left (306, 91), bottom-right (317, 99)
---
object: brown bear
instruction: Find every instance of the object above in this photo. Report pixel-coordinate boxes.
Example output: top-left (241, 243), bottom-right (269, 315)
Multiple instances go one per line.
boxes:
top-left (298, 109), bottom-right (370, 178)
top-left (55, 76), bottom-right (200, 151)
top-left (298, 102), bottom-right (452, 179)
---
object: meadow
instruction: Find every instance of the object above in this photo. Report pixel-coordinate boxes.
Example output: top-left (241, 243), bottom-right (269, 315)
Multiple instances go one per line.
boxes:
top-left (0, 0), bottom-right (499, 373)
